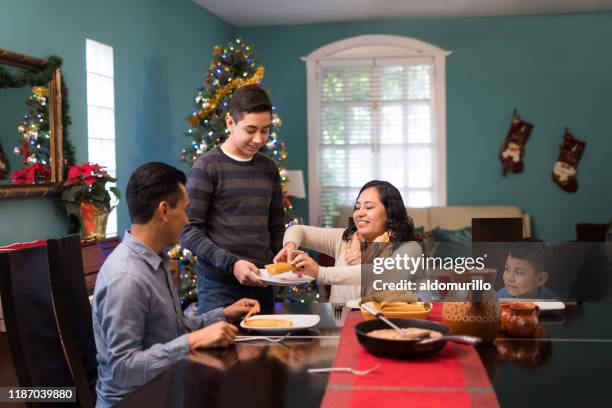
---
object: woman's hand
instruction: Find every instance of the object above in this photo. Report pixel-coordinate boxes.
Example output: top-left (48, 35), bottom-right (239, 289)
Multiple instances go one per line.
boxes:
top-left (273, 242), bottom-right (297, 263)
top-left (289, 250), bottom-right (320, 278)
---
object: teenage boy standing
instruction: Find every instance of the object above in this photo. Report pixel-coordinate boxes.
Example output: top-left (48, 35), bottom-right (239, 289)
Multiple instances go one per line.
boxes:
top-left (181, 85), bottom-right (285, 313)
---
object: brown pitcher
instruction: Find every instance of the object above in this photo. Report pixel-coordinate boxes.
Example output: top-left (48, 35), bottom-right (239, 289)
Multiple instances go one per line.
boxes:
top-left (500, 302), bottom-right (512, 332)
top-left (441, 267), bottom-right (500, 344)
top-left (505, 302), bottom-right (539, 337)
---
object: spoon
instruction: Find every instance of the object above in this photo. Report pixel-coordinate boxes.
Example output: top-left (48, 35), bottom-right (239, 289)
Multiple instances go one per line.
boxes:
top-left (360, 302), bottom-right (407, 338)
top-left (418, 335), bottom-right (482, 346)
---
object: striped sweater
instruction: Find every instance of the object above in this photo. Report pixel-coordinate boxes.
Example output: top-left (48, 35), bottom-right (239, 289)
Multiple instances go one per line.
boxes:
top-left (180, 147), bottom-right (285, 284)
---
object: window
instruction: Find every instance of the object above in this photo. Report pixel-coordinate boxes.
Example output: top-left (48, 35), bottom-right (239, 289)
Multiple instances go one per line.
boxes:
top-left (86, 39), bottom-right (117, 236)
top-left (304, 35), bottom-right (450, 227)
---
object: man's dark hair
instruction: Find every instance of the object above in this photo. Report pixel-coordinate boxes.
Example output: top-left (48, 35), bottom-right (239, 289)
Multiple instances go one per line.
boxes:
top-left (126, 162), bottom-right (187, 224)
top-left (508, 238), bottom-right (550, 274)
top-left (228, 85), bottom-right (272, 122)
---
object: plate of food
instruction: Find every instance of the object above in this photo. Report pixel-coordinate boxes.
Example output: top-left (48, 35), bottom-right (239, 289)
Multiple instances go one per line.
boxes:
top-left (498, 298), bottom-right (565, 313)
top-left (240, 314), bottom-right (321, 333)
top-left (360, 301), bottom-right (432, 320)
top-left (354, 318), bottom-right (451, 358)
top-left (345, 298), bottom-right (361, 310)
top-left (259, 262), bottom-right (315, 286)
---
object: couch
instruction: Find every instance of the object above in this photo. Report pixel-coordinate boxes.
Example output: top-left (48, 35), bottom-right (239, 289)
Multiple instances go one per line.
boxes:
top-left (333, 205), bottom-right (531, 238)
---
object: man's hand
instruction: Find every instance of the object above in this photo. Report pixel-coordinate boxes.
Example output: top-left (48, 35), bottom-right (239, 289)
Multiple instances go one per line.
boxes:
top-left (233, 260), bottom-right (266, 287)
top-left (273, 242), bottom-right (297, 263)
top-left (187, 321), bottom-right (237, 350)
top-left (223, 298), bottom-right (260, 320)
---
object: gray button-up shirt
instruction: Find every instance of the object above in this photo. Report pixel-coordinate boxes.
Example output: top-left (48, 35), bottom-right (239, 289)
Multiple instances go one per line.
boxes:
top-left (92, 232), bottom-right (225, 408)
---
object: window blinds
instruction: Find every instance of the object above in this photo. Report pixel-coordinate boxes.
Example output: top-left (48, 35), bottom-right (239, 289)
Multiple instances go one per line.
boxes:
top-left (318, 59), bottom-right (435, 227)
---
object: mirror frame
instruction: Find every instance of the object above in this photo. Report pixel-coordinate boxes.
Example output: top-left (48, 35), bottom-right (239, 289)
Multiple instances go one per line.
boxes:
top-left (0, 48), bottom-right (63, 198)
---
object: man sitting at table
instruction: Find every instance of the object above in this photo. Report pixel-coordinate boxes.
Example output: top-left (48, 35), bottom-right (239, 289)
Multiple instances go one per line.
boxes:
top-left (92, 162), bottom-right (260, 408)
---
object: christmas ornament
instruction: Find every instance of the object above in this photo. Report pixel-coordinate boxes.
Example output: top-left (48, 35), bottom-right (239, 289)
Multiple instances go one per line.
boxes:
top-left (552, 128), bottom-right (585, 193)
top-left (500, 110), bottom-right (534, 175)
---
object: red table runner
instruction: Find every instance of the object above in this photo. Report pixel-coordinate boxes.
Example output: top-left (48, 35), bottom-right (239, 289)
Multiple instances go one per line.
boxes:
top-left (0, 239), bottom-right (46, 252)
top-left (321, 305), bottom-right (499, 408)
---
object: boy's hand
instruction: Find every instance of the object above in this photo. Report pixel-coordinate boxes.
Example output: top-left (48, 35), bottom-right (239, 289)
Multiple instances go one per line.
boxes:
top-left (233, 260), bottom-right (266, 287)
top-left (223, 298), bottom-right (260, 320)
top-left (273, 242), bottom-right (297, 263)
top-left (187, 321), bottom-right (237, 350)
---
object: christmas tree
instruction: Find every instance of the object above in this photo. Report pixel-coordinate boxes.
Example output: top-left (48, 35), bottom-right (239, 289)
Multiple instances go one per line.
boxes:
top-left (172, 38), bottom-right (318, 310)
top-left (1, 55), bottom-right (76, 184)
top-left (13, 86), bottom-right (52, 172)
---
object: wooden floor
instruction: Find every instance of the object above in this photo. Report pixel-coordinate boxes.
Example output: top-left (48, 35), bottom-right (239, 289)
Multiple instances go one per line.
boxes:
top-left (0, 333), bottom-right (25, 408)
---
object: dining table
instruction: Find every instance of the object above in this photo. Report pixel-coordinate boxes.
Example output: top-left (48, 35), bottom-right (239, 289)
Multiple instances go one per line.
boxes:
top-left (117, 302), bottom-right (612, 408)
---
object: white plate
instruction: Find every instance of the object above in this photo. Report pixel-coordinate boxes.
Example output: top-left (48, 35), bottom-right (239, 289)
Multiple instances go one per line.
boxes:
top-left (499, 298), bottom-right (565, 312)
top-left (345, 298), bottom-right (361, 310)
top-left (240, 314), bottom-right (320, 333)
top-left (258, 269), bottom-right (314, 286)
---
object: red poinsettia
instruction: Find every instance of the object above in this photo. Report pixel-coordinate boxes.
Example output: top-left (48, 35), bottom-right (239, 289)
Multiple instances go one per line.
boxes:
top-left (10, 163), bottom-right (51, 185)
top-left (61, 162), bottom-right (120, 219)
top-left (64, 162), bottom-right (106, 186)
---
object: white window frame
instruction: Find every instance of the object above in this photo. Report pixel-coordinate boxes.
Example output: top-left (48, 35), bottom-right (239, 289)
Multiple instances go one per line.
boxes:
top-left (302, 35), bottom-right (451, 226)
top-left (86, 39), bottom-right (117, 237)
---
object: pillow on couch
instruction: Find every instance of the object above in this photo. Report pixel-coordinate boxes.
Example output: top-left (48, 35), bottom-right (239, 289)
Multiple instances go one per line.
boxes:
top-left (430, 226), bottom-right (472, 258)
top-left (431, 226), bottom-right (472, 244)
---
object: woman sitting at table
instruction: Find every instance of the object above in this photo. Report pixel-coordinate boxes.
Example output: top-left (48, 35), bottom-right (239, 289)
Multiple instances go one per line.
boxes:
top-left (274, 180), bottom-right (423, 304)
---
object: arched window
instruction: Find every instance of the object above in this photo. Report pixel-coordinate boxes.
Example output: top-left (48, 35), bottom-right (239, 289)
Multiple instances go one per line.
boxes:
top-left (303, 35), bottom-right (451, 226)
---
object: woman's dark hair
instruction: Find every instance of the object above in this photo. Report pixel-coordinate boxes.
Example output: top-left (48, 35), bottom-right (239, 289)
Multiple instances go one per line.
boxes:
top-left (342, 180), bottom-right (417, 242)
top-left (228, 85), bottom-right (273, 122)
top-left (126, 162), bottom-right (187, 224)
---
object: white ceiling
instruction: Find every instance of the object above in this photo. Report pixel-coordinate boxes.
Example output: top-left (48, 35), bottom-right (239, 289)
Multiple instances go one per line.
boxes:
top-left (194, 0), bottom-right (612, 27)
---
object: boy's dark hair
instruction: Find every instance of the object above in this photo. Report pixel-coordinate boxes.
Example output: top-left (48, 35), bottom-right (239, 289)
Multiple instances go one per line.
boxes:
top-left (228, 85), bottom-right (272, 122)
top-left (508, 238), bottom-right (550, 274)
top-left (126, 162), bottom-right (187, 224)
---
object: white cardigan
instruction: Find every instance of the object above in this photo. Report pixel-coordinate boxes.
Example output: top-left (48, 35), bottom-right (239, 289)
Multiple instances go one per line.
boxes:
top-left (283, 225), bottom-right (422, 304)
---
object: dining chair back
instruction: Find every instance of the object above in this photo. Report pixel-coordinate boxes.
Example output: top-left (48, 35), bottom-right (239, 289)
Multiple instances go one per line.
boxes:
top-left (0, 244), bottom-right (74, 407)
top-left (471, 217), bottom-right (524, 291)
top-left (47, 235), bottom-right (98, 408)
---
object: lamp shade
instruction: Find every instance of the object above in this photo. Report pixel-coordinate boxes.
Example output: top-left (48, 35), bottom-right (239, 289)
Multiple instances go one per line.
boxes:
top-left (285, 170), bottom-right (306, 198)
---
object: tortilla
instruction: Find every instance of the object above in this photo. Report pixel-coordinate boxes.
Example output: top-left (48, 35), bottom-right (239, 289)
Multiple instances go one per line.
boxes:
top-left (244, 318), bottom-right (293, 328)
top-left (367, 327), bottom-right (442, 341)
top-left (265, 262), bottom-right (297, 276)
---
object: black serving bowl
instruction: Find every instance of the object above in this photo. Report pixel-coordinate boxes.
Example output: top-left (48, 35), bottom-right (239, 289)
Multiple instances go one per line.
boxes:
top-left (354, 318), bottom-right (451, 358)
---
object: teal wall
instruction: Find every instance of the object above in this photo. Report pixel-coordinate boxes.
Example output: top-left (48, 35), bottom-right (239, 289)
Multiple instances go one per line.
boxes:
top-left (239, 12), bottom-right (612, 241)
top-left (1, 5), bottom-right (610, 244)
top-left (0, 0), bottom-right (235, 245)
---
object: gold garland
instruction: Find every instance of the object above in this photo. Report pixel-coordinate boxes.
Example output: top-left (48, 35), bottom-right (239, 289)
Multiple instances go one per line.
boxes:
top-left (190, 66), bottom-right (265, 126)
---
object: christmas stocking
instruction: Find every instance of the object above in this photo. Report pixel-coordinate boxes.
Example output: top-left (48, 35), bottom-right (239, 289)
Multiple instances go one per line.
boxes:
top-left (500, 110), bottom-right (534, 175)
top-left (552, 129), bottom-right (585, 193)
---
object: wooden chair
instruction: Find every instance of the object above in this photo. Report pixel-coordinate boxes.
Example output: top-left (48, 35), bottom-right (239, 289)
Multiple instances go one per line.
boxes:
top-left (471, 217), bottom-right (524, 291)
top-left (575, 223), bottom-right (609, 242)
top-left (47, 235), bottom-right (98, 408)
top-left (0, 245), bottom-right (74, 408)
